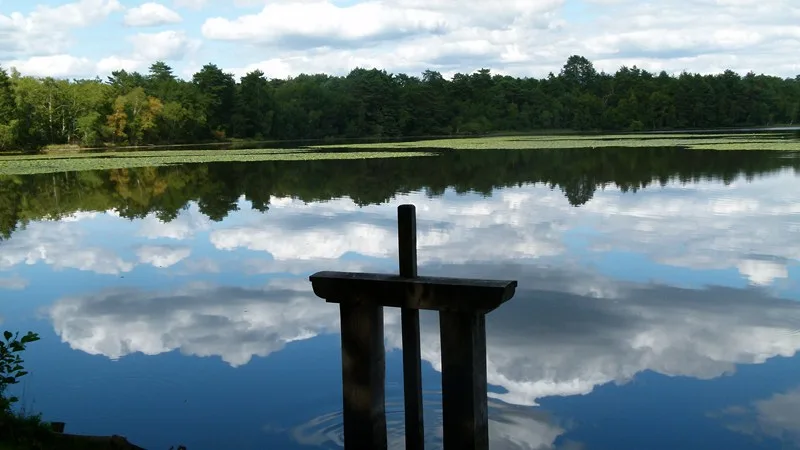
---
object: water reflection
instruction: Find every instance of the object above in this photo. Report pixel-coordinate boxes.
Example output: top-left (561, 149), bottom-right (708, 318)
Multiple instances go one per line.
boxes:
top-left (0, 274), bottom-right (27, 290)
top-left (48, 260), bottom-right (800, 393)
top-left (0, 214), bottom-right (134, 274)
top-left (40, 258), bottom-right (800, 448)
top-left (202, 172), bottom-right (800, 288)
top-left (292, 398), bottom-right (571, 450)
top-left (714, 386), bottom-right (800, 446)
top-left (3, 147), bottom-right (800, 240)
top-left (1, 147), bottom-right (800, 449)
top-left (49, 278), bottom-right (339, 367)
top-left (390, 264), bottom-right (800, 405)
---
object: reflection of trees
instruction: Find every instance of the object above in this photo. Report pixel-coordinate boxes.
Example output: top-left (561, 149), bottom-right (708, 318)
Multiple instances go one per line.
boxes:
top-left (2, 147), bottom-right (798, 239)
top-left (560, 173), bottom-right (597, 207)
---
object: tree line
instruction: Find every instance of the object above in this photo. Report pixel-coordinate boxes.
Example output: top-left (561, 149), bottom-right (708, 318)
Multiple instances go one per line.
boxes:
top-left (0, 56), bottom-right (798, 151)
top-left (2, 147), bottom-right (797, 239)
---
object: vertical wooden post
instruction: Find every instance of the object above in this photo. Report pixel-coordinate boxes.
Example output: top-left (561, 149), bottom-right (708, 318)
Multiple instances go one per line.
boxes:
top-left (310, 203), bottom-right (516, 450)
top-left (439, 311), bottom-right (489, 450)
top-left (339, 300), bottom-right (387, 450)
top-left (398, 204), bottom-right (425, 450)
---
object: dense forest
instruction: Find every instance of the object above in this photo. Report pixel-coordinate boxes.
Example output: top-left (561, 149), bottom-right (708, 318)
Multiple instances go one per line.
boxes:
top-left (2, 147), bottom-right (798, 239)
top-left (0, 56), bottom-right (799, 151)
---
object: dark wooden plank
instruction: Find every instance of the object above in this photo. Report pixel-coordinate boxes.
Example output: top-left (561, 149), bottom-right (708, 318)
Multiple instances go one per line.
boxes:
top-left (339, 301), bottom-right (387, 450)
top-left (309, 271), bottom-right (517, 313)
top-left (439, 311), bottom-right (489, 450)
top-left (401, 309), bottom-right (424, 450)
top-left (398, 204), bottom-right (418, 278)
top-left (397, 204), bottom-right (425, 450)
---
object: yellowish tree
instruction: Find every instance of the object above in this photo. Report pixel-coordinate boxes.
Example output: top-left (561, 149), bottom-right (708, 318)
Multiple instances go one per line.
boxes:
top-left (107, 97), bottom-right (128, 143)
top-left (106, 87), bottom-right (163, 145)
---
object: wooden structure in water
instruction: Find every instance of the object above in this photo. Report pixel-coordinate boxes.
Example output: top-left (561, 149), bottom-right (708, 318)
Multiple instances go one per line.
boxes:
top-left (309, 204), bottom-right (518, 450)
top-left (44, 422), bottom-right (147, 449)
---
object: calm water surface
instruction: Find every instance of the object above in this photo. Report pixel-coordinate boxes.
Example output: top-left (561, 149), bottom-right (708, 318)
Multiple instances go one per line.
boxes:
top-left (2, 147), bottom-right (800, 449)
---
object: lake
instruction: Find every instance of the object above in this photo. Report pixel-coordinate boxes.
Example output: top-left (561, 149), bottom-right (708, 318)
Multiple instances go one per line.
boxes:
top-left (2, 146), bottom-right (800, 449)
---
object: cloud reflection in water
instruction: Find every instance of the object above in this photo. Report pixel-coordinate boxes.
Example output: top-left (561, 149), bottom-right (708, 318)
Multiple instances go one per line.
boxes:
top-left (713, 386), bottom-right (800, 447)
top-left (4, 168), bottom-right (799, 448)
top-left (47, 262), bottom-right (800, 406)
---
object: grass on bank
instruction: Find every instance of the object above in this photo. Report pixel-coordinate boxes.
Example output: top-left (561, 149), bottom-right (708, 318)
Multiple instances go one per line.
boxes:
top-left (0, 148), bottom-right (437, 176)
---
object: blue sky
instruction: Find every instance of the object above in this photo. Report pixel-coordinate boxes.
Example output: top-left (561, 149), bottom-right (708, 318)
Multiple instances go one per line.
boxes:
top-left (1, 0), bottom-right (799, 80)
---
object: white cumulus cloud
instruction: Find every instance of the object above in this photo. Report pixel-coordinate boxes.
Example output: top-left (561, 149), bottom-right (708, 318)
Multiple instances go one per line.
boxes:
top-left (130, 30), bottom-right (200, 61)
top-left (124, 2), bottom-right (182, 27)
top-left (201, 1), bottom-right (450, 46)
top-left (0, 0), bottom-right (122, 59)
top-left (6, 0), bottom-right (800, 80)
top-left (135, 244), bottom-right (192, 268)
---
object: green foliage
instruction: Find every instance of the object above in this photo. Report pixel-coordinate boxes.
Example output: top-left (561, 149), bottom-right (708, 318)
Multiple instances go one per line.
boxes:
top-left (0, 57), bottom-right (798, 153)
top-left (75, 112), bottom-right (104, 146)
top-left (0, 331), bottom-right (39, 412)
top-left (0, 121), bottom-right (18, 150)
top-left (0, 331), bottom-right (59, 449)
top-left (0, 67), bottom-right (15, 123)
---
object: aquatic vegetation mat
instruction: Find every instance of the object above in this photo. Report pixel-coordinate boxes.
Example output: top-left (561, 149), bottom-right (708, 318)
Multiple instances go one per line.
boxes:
top-left (0, 148), bottom-right (436, 175)
top-left (1, 133), bottom-right (798, 176)
top-left (313, 133), bottom-right (800, 151)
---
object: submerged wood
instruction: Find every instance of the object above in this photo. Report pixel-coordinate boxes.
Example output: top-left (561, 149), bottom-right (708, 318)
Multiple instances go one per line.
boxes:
top-left (59, 434), bottom-right (146, 449)
top-left (53, 434), bottom-right (146, 449)
top-left (46, 422), bottom-right (149, 449)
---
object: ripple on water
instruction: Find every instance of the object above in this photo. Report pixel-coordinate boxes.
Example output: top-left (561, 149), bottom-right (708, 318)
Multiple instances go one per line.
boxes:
top-left (289, 390), bottom-right (567, 449)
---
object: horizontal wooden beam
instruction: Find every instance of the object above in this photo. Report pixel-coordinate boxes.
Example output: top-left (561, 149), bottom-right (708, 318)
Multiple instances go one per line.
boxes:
top-left (309, 271), bottom-right (517, 313)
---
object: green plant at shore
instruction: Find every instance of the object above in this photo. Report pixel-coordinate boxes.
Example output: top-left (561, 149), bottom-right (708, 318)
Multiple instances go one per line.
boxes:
top-left (0, 331), bottom-right (39, 413)
top-left (0, 332), bottom-right (178, 448)
top-left (0, 332), bottom-right (133, 449)
top-left (0, 331), bottom-right (54, 449)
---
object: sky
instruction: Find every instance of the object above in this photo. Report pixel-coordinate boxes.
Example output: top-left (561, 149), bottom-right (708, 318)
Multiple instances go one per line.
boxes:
top-left (0, 0), bottom-right (799, 85)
